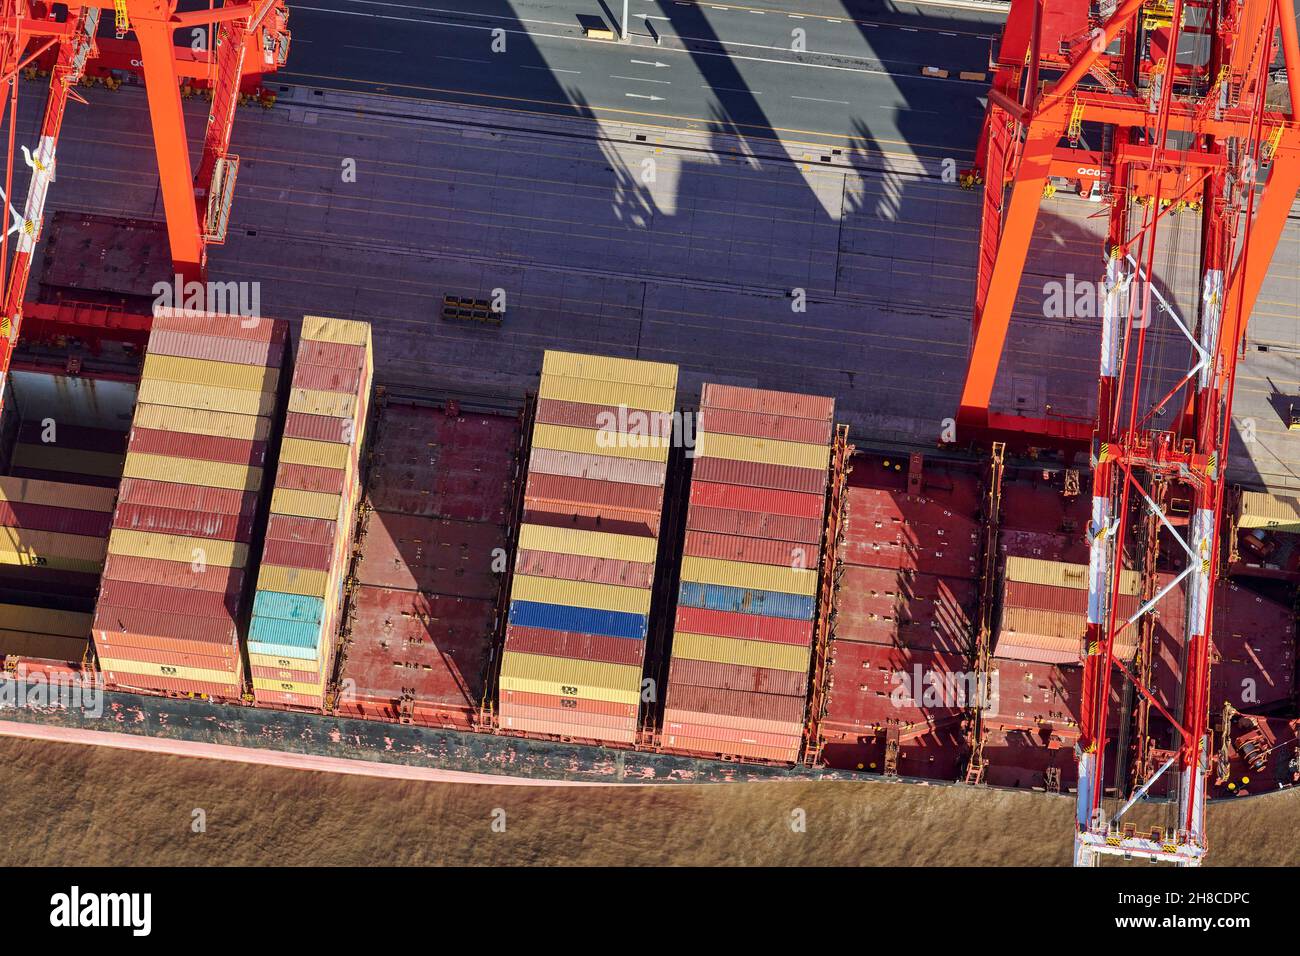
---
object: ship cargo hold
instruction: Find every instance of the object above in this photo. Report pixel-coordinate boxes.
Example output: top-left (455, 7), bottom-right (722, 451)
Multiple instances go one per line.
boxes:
top-left (250, 317), bottom-right (374, 709)
top-left (662, 384), bottom-right (834, 763)
top-left (497, 350), bottom-right (679, 746)
top-left (91, 310), bottom-right (289, 700)
top-left (337, 399), bottom-right (520, 728)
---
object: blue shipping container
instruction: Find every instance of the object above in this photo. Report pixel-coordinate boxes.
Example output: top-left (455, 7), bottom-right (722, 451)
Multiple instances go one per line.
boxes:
top-left (508, 600), bottom-right (647, 640)
top-left (248, 639), bottom-right (319, 663)
top-left (253, 590), bottom-right (325, 624)
top-left (249, 614), bottom-right (322, 650)
top-left (677, 581), bottom-right (814, 620)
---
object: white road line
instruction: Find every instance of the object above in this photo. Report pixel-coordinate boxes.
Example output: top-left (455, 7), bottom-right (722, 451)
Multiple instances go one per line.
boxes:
top-left (611, 75), bottom-right (672, 84)
top-left (523, 65), bottom-right (581, 74)
top-left (706, 85), bottom-right (763, 94)
top-left (625, 93), bottom-right (666, 101)
top-left (343, 44), bottom-right (402, 53)
top-left (793, 95), bottom-right (849, 104)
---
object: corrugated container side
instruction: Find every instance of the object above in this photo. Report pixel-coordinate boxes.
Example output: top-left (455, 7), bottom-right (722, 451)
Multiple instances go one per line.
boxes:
top-left (666, 684), bottom-right (807, 723)
top-left (660, 706), bottom-right (802, 737)
top-left (269, 488), bottom-right (343, 522)
top-left (106, 529), bottom-right (248, 568)
top-left (0, 501), bottom-right (113, 538)
top-left (689, 456), bottom-right (827, 495)
top-left (100, 657), bottom-right (239, 686)
top-left (523, 472), bottom-right (663, 512)
top-left (274, 462), bottom-right (347, 496)
top-left (116, 478), bottom-right (257, 516)
top-left (0, 527), bottom-right (107, 562)
top-left (0, 476), bottom-right (117, 512)
top-left (1238, 490), bottom-right (1300, 531)
top-left (534, 398), bottom-right (665, 433)
top-left (97, 579), bottom-right (241, 619)
top-left (111, 503), bottom-right (253, 543)
top-left (257, 564), bottom-right (329, 598)
top-left (498, 651), bottom-right (643, 705)
top-left (513, 550), bottom-right (655, 589)
top-left (683, 530), bottom-right (811, 568)
top-left (288, 387), bottom-right (357, 420)
top-left (146, 329), bottom-right (285, 368)
top-left (302, 314), bottom-right (371, 346)
top-left (123, 453), bottom-right (262, 492)
top-left (136, 380), bottom-right (277, 417)
top-left (668, 656), bottom-right (808, 697)
top-left (695, 431), bottom-right (829, 471)
top-left (291, 363), bottom-right (365, 395)
top-left (674, 606), bottom-right (814, 645)
top-left (541, 350), bottom-right (678, 390)
top-left (659, 733), bottom-right (798, 763)
top-left (508, 600), bottom-right (647, 639)
top-left (516, 524), bottom-right (657, 563)
top-left (528, 449), bottom-right (666, 487)
top-left (252, 591), bottom-right (326, 623)
top-left (680, 555), bottom-right (818, 597)
top-left (523, 502), bottom-right (661, 539)
top-left (689, 481), bottom-right (825, 520)
top-left (538, 375), bottom-right (676, 415)
top-left (698, 407), bottom-right (834, 445)
top-left (686, 504), bottom-right (822, 545)
top-left (504, 626), bottom-right (646, 666)
top-left (499, 688), bottom-right (639, 718)
top-left (94, 627), bottom-right (239, 660)
top-left (128, 428), bottom-right (266, 467)
top-left (498, 715), bottom-right (637, 745)
top-left (142, 353), bottom-right (280, 393)
top-left (677, 582), bottom-right (815, 620)
top-left (101, 554), bottom-right (245, 593)
top-left (0, 603), bottom-right (91, 637)
top-left (92, 605), bottom-right (237, 644)
top-left (151, 309), bottom-right (289, 344)
top-left (672, 631), bottom-right (810, 671)
top-left (279, 437), bottom-right (352, 470)
top-left (132, 404), bottom-right (270, 442)
top-left (261, 538), bottom-right (333, 572)
top-left (265, 514), bottom-right (338, 547)
top-left (511, 574), bottom-right (652, 615)
top-left (700, 383), bottom-right (834, 422)
top-left (296, 339), bottom-right (368, 371)
top-left (661, 719), bottom-right (804, 750)
top-left (281, 412), bottom-right (355, 444)
top-left (498, 705), bottom-right (638, 732)
top-left (532, 423), bottom-right (669, 463)
top-left (102, 672), bottom-right (242, 699)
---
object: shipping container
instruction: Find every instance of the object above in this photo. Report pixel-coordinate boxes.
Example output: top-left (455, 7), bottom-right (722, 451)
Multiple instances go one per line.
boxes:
top-left (499, 688), bottom-right (639, 718)
top-left (0, 526), bottom-right (107, 562)
top-left (694, 431), bottom-right (829, 471)
top-left (689, 481), bottom-right (825, 521)
top-left (252, 591), bottom-right (326, 624)
top-left (512, 550), bottom-right (655, 589)
top-left (142, 353), bottom-right (280, 393)
top-left (100, 656), bottom-right (239, 686)
top-left (508, 600), bottom-right (648, 639)
top-left (0, 631), bottom-right (89, 665)
top-left (248, 615), bottom-right (322, 649)
top-left (660, 719), bottom-right (803, 750)
top-left (128, 427), bottom-right (266, 467)
top-left (152, 309), bottom-right (289, 343)
top-left (534, 398), bottom-right (668, 434)
top-left (677, 581), bottom-right (815, 620)
top-left (697, 406), bottom-right (833, 445)
top-left (9, 444), bottom-right (124, 478)
top-left (265, 514), bottom-right (339, 547)
top-left (1004, 555), bottom-right (1141, 594)
top-left (528, 449), bottom-right (666, 487)
top-left (686, 504), bottom-right (822, 545)
top-left (498, 651), bottom-right (643, 705)
top-left (123, 453), bottom-right (262, 492)
top-left (1238, 490), bottom-right (1300, 531)
top-left (302, 314), bottom-right (372, 346)
top-left (665, 683), bottom-right (807, 724)
top-left (542, 350), bottom-right (678, 390)
top-left (503, 626), bottom-right (646, 666)
top-left (107, 529), bottom-right (248, 568)
top-left (524, 472), bottom-right (663, 513)
top-left (288, 387), bottom-right (357, 420)
top-left (672, 631), bottom-right (810, 671)
top-left (282, 412), bottom-right (355, 445)
top-left (661, 705), bottom-right (803, 737)
top-left (92, 604), bottom-right (238, 645)
top-left (250, 662), bottom-right (323, 683)
top-left (97, 579), bottom-right (241, 619)
top-left (659, 733), bottom-right (798, 763)
top-left (279, 437), bottom-right (353, 470)
top-left (0, 501), bottom-right (113, 538)
top-left (498, 705), bottom-right (639, 732)
top-left (538, 375), bottom-right (676, 415)
top-left (0, 476), bottom-right (117, 512)
top-left (682, 530), bottom-right (811, 569)
top-left (270, 488), bottom-right (343, 522)
top-left (101, 554), bottom-right (246, 593)
top-left (116, 478), bottom-right (258, 517)
top-left (257, 564), bottom-right (329, 598)
top-left (291, 362), bottom-right (365, 395)
top-left (269, 462), bottom-right (347, 496)
top-left (522, 501), bottom-right (661, 538)
top-left (131, 404), bottom-right (269, 442)
top-left (511, 575), bottom-right (655, 617)
top-left (145, 328), bottom-right (285, 369)
top-left (532, 423), bottom-right (670, 462)
top-left (516, 524), bottom-right (657, 563)
top-left (498, 715), bottom-right (637, 745)
top-left (261, 539), bottom-right (334, 572)
top-left (689, 456), bottom-right (827, 495)
top-left (0, 603), bottom-right (91, 637)
top-left (700, 383), bottom-right (834, 422)
top-left (102, 671), bottom-right (241, 699)
top-left (680, 555), bottom-right (818, 597)
top-left (136, 380), bottom-right (277, 417)
top-left (674, 606), bottom-right (814, 645)
top-left (668, 656), bottom-right (808, 697)
top-left (296, 339), bottom-right (368, 371)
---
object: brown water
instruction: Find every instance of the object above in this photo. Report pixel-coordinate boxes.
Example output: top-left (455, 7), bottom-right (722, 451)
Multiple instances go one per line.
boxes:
top-left (0, 737), bottom-right (1294, 866)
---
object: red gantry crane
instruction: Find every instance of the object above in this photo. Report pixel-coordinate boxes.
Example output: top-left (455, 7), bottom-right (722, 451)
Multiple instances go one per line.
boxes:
top-left (961, 0), bottom-right (1300, 864)
top-left (0, 0), bottom-right (290, 387)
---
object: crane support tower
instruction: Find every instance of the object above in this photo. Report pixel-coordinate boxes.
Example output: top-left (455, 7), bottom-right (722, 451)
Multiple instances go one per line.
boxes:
top-left (0, 0), bottom-right (291, 387)
top-left (960, 0), bottom-right (1300, 865)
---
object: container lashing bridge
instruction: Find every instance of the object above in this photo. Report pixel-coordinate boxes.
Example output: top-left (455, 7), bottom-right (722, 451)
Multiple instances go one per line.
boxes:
top-left (960, 0), bottom-right (1300, 865)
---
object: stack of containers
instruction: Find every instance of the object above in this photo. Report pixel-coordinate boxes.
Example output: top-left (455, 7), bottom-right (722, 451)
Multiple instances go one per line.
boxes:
top-left (0, 476), bottom-right (115, 600)
top-left (662, 384), bottom-right (834, 763)
top-left (996, 556), bottom-right (1141, 664)
top-left (249, 316), bottom-right (373, 710)
top-left (498, 350), bottom-right (678, 745)
top-left (91, 310), bottom-right (287, 698)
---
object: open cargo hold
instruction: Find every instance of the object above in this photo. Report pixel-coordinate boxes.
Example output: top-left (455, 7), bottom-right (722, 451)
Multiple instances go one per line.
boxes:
top-left (497, 350), bottom-right (678, 745)
top-left (251, 317), bottom-right (373, 709)
top-left (0, 602), bottom-right (92, 679)
top-left (91, 310), bottom-right (290, 699)
top-left (0, 476), bottom-right (114, 600)
top-left (661, 383), bottom-right (834, 763)
top-left (337, 403), bottom-right (518, 728)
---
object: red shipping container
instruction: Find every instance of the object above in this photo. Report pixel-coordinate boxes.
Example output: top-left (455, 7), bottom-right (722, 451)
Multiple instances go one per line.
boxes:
top-left (97, 579), bottom-right (241, 620)
top-left (687, 504), bottom-right (821, 544)
top-left (668, 657), bottom-right (808, 697)
top-left (282, 411), bottom-right (354, 445)
top-left (128, 427), bottom-right (266, 467)
top-left (292, 362), bottom-right (365, 395)
top-left (504, 626), bottom-right (645, 667)
top-left (527, 448), bottom-right (665, 487)
top-left (0, 565), bottom-right (98, 598)
top-left (104, 672), bottom-right (242, 699)
top-left (261, 538), bottom-right (334, 572)
top-left (498, 715), bottom-right (636, 744)
top-left (512, 551), bottom-right (655, 590)
top-left (94, 625), bottom-right (239, 661)
top-left (250, 663), bottom-right (321, 683)
top-left (675, 606), bottom-right (814, 645)
top-left (499, 689), bottom-right (638, 718)
top-left (660, 733), bottom-right (798, 763)
top-left (116, 477), bottom-right (257, 517)
top-left (661, 719), bottom-right (803, 750)
top-left (698, 407), bottom-right (833, 445)
top-left (662, 706), bottom-right (803, 737)
top-left (666, 683), bottom-right (806, 723)
top-left (689, 481), bottom-right (825, 520)
top-left (112, 502), bottom-right (254, 543)
top-left (253, 689), bottom-right (325, 709)
top-left (145, 328), bottom-right (285, 368)
top-left (682, 530), bottom-right (808, 569)
top-left (151, 310), bottom-right (288, 344)
top-left (534, 398), bottom-right (668, 434)
top-left (690, 456), bottom-right (828, 495)
top-left (0, 500), bottom-right (112, 538)
top-left (101, 554), bottom-right (245, 594)
top-left (499, 703), bottom-right (638, 732)
top-left (98, 642), bottom-right (239, 672)
top-left (700, 383), bottom-right (834, 422)
top-left (266, 514), bottom-right (339, 547)
top-left (91, 604), bottom-right (236, 645)
top-left (296, 339), bottom-right (368, 371)
top-left (275, 462), bottom-right (347, 496)
top-left (524, 472), bottom-right (662, 513)
top-left (523, 502), bottom-right (660, 539)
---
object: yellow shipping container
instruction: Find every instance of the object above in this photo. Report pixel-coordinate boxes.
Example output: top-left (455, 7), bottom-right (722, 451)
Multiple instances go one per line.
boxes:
top-left (133, 404), bottom-right (270, 442)
top-left (271, 488), bottom-right (343, 521)
top-left (0, 527), bottom-right (107, 562)
top-left (123, 453), bottom-right (262, 492)
top-left (303, 315), bottom-right (372, 347)
top-left (250, 652), bottom-right (325, 672)
top-left (0, 476), bottom-right (116, 512)
top-left (137, 379), bottom-right (277, 417)
top-left (517, 524), bottom-right (656, 563)
top-left (538, 374), bottom-right (676, 415)
top-left (532, 423), bottom-right (669, 463)
top-left (143, 353), bottom-right (279, 393)
top-left (680, 556), bottom-right (818, 597)
top-left (542, 350), bottom-right (678, 390)
top-left (288, 388), bottom-right (357, 420)
top-left (672, 632), bottom-right (811, 672)
top-left (100, 658), bottom-right (239, 685)
top-left (695, 431), bottom-right (829, 471)
top-left (107, 529), bottom-right (247, 568)
top-left (511, 575), bottom-right (651, 615)
top-left (1239, 490), bottom-right (1300, 532)
top-left (0, 603), bottom-right (91, 637)
top-left (252, 675), bottom-right (326, 695)
top-left (9, 444), bottom-right (124, 478)
top-left (1004, 556), bottom-right (1141, 595)
top-left (0, 631), bottom-right (89, 662)
top-left (279, 437), bottom-right (353, 471)
top-left (498, 651), bottom-right (642, 705)
top-left (258, 564), bottom-right (329, 598)
top-left (0, 549), bottom-right (101, 574)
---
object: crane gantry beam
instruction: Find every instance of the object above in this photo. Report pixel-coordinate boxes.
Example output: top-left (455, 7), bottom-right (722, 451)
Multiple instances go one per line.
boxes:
top-left (961, 0), bottom-right (1300, 865)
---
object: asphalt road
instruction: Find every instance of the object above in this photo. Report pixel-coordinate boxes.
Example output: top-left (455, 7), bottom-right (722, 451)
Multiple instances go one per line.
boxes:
top-left (278, 0), bottom-right (1005, 157)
